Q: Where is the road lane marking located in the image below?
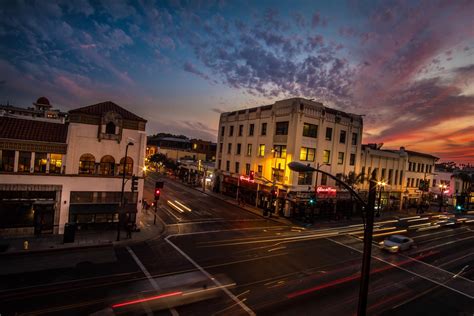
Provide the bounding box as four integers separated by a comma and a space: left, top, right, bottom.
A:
126, 246, 179, 316
326, 237, 474, 299
412, 235, 474, 254
165, 236, 256, 316
268, 246, 286, 252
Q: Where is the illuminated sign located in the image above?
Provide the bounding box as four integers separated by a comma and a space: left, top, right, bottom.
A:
239, 175, 255, 183
316, 186, 337, 197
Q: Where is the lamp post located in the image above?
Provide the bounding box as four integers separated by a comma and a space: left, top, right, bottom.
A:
438, 183, 447, 212
315, 162, 330, 189
117, 141, 134, 242
376, 180, 386, 217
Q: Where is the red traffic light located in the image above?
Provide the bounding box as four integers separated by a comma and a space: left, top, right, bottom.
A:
155, 189, 160, 195
249, 170, 255, 180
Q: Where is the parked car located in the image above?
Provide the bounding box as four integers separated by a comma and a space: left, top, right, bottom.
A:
383, 235, 414, 253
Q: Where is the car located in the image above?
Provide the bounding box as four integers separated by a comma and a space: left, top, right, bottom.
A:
382, 235, 414, 253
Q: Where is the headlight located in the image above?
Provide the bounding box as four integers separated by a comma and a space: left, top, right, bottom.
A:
391, 245, 399, 249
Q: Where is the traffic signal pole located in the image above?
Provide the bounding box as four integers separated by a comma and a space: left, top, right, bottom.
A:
357, 170, 377, 316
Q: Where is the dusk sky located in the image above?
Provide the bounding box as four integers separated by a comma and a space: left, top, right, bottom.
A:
0, 0, 473, 163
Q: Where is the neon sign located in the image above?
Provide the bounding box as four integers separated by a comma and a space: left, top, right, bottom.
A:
239, 175, 255, 183
316, 186, 336, 197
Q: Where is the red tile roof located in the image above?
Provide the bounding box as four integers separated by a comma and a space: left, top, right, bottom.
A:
0, 117, 68, 143
69, 101, 146, 122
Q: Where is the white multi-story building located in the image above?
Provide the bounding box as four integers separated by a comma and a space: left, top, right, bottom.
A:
0, 98, 147, 236
215, 97, 363, 215
359, 145, 438, 210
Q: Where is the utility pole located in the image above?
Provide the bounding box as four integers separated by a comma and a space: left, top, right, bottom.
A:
357, 170, 377, 316
117, 141, 133, 242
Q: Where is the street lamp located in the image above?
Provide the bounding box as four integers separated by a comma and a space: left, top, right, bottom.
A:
438, 183, 447, 212
376, 180, 386, 216
117, 141, 134, 241
315, 162, 330, 188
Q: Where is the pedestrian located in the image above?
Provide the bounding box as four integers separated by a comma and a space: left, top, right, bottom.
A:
126, 221, 132, 239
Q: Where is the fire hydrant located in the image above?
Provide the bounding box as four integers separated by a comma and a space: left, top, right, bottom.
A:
23, 240, 29, 250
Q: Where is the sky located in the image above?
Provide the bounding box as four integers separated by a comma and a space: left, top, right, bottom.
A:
0, 0, 473, 164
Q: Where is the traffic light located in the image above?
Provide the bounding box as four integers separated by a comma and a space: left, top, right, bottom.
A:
131, 176, 138, 192
154, 188, 161, 200
309, 194, 316, 205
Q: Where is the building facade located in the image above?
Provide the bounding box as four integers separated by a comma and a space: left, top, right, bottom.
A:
359, 145, 438, 210
215, 97, 363, 216
0, 98, 147, 236
146, 137, 213, 162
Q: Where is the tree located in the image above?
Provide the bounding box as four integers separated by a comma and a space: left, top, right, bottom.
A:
343, 171, 365, 189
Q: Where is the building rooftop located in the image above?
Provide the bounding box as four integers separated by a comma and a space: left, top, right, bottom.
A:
0, 116, 68, 143
69, 101, 147, 122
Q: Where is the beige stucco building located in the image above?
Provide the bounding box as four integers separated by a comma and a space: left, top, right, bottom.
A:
0, 98, 147, 236
215, 97, 363, 215
359, 144, 438, 210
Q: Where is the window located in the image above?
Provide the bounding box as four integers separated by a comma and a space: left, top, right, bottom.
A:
352, 133, 358, 145
227, 143, 232, 154
339, 130, 346, 144
245, 163, 251, 175
119, 157, 133, 176
350, 153, 355, 166
261, 123, 267, 136
407, 178, 411, 187
237, 143, 241, 155
258, 165, 263, 174
388, 169, 393, 184
100, 155, 115, 176
105, 122, 116, 134
235, 162, 240, 174
18, 151, 31, 173
433, 179, 437, 187
272, 169, 285, 182
273, 145, 287, 158
417, 163, 421, 172
221, 126, 225, 137
275, 121, 289, 135
326, 127, 332, 140
300, 147, 315, 161
416, 178, 419, 187
411, 178, 414, 187
367, 167, 372, 179
321, 173, 328, 185
238, 125, 243, 136
408, 162, 412, 171
34, 152, 47, 173
249, 124, 254, 136
323, 150, 331, 164
218, 159, 221, 169
219, 143, 223, 153
79, 153, 96, 174
49, 154, 62, 174
298, 172, 313, 185
303, 123, 317, 138
258, 144, 265, 157
0, 150, 15, 172
338, 152, 344, 164
247, 144, 252, 156
381, 168, 386, 180
226, 160, 230, 172
229, 126, 234, 136
395, 170, 399, 185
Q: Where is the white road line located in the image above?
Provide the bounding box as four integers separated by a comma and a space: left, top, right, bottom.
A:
413, 235, 474, 254
126, 246, 179, 316
326, 237, 474, 299
165, 235, 256, 316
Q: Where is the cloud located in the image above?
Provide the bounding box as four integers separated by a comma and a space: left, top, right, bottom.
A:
183, 61, 210, 80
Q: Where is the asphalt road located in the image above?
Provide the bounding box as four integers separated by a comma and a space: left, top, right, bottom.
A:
1, 173, 473, 316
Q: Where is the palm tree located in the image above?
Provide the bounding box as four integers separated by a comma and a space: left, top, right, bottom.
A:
342, 171, 365, 189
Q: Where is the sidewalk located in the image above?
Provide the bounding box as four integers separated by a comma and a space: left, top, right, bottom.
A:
0, 209, 165, 255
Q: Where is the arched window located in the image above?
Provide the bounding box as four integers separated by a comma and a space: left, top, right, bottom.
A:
119, 157, 133, 176
79, 154, 96, 174
100, 155, 115, 176
106, 122, 116, 134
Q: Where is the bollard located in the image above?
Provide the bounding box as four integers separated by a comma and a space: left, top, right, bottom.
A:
23, 240, 29, 250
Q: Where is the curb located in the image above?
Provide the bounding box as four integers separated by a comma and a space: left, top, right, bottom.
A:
0, 242, 113, 257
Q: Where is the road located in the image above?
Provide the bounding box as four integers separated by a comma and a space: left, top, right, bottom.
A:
0, 173, 473, 315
